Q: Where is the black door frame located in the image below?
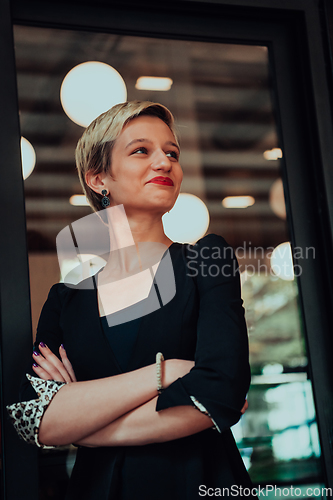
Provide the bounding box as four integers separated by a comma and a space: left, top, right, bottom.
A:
1, 0, 332, 497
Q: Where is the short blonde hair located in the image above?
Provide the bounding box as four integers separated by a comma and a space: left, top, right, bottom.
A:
75, 100, 179, 212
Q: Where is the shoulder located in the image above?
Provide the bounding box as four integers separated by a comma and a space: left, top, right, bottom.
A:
47, 271, 99, 302
185, 233, 235, 263
42, 281, 81, 312
197, 233, 227, 246
184, 234, 240, 293
38, 279, 92, 325
47, 282, 73, 302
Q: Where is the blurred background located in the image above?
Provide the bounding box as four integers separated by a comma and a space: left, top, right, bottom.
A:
13, 25, 323, 498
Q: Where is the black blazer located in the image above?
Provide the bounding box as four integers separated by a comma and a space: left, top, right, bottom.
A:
21, 233, 255, 500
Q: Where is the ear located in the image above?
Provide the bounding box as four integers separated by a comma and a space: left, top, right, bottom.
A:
85, 171, 109, 195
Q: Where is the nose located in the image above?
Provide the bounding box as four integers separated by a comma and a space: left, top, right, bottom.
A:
151, 148, 172, 171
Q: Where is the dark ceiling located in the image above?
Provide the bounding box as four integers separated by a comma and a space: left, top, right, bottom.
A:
13, 24, 287, 252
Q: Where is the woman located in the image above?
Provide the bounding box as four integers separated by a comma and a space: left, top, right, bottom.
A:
8, 101, 255, 499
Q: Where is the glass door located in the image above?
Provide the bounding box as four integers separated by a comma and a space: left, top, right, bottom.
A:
1, 1, 333, 498
12, 24, 324, 497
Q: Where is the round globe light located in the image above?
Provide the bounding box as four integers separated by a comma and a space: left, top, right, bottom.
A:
60, 61, 127, 127
69, 194, 90, 207
269, 178, 286, 220
262, 363, 284, 376
270, 242, 294, 281
21, 137, 36, 180
162, 193, 210, 244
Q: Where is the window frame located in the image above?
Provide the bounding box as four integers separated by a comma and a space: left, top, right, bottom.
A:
0, 0, 332, 496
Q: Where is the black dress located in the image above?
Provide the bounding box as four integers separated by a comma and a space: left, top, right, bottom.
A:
100, 315, 142, 373
19, 234, 257, 500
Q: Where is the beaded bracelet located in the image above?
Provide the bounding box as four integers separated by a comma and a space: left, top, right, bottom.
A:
156, 352, 164, 394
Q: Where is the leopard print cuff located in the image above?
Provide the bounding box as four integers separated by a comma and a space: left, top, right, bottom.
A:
6, 374, 66, 449
189, 395, 221, 432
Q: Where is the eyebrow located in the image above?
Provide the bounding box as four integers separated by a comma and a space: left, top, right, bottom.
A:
125, 138, 180, 152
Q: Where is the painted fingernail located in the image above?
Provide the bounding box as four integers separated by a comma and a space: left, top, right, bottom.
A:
32, 363, 39, 368
60, 344, 65, 350
33, 351, 40, 356
39, 342, 47, 348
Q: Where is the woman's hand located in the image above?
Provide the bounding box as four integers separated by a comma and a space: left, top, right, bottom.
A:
241, 399, 248, 414
32, 343, 77, 383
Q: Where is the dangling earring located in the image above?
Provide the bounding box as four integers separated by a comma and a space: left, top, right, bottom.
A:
101, 189, 110, 208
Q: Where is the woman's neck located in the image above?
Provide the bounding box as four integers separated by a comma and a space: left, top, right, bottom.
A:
100, 204, 173, 278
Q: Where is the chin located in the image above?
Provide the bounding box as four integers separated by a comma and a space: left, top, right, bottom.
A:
147, 197, 176, 212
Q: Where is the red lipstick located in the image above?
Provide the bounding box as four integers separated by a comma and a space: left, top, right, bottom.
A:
147, 176, 174, 186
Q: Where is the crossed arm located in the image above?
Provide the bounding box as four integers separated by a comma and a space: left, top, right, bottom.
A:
33, 344, 216, 448
33, 343, 248, 448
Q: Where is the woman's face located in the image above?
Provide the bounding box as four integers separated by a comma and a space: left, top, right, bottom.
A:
101, 115, 183, 216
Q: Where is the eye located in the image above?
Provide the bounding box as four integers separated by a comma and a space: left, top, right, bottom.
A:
132, 147, 148, 155
166, 150, 179, 161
